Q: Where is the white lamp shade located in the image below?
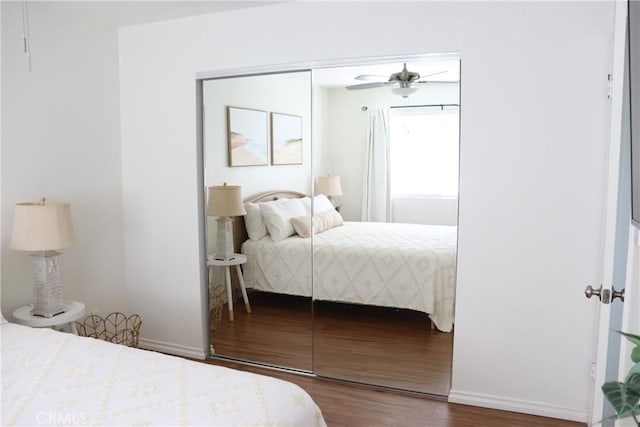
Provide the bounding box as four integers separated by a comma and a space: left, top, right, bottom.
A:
10, 201, 76, 251
390, 86, 420, 98
316, 176, 343, 197
206, 184, 246, 217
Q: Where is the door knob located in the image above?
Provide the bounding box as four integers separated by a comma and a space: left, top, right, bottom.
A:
585, 284, 611, 304
611, 287, 625, 302
585, 284, 602, 299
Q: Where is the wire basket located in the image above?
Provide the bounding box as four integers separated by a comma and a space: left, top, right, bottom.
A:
75, 312, 142, 348
209, 285, 225, 331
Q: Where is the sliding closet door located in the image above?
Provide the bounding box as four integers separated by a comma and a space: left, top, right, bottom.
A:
202, 71, 314, 371
311, 59, 460, 395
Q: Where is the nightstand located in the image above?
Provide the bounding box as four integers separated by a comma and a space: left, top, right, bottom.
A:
207, 254, 251, 321
13, 300, 85, 334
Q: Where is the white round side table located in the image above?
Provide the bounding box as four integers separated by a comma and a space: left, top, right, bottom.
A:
207, 253, 251, 322
13, 300, 86, 334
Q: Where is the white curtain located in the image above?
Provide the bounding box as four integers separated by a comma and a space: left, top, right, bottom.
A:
361, 106, 391, 222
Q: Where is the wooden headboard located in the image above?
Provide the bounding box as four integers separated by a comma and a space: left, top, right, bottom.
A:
232, 190, 307, 252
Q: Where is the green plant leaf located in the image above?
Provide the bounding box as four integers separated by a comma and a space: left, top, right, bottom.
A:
618, 331, 640, 347
632, 346, 640, 364
627, 372, 640, 392
602, 379, 640, 418
627, 363, 640, 381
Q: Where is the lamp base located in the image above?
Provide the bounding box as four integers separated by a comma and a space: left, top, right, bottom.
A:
30, 251, 67, 318
215, 217, 235, 261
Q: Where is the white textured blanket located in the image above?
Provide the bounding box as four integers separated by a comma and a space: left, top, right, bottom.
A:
242, 221, 457, 332
1, 322, 326, 426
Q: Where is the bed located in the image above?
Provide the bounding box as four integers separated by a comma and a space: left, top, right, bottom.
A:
235, 191, 457, 332
1, 318, 326, 426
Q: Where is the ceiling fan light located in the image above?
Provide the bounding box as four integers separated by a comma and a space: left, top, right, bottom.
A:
390, 86, 419, 98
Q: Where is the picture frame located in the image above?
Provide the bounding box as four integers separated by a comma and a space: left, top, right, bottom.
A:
271, 112, 303, 165
227, 106, 269, 167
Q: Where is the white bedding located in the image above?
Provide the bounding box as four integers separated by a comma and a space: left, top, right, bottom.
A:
242, 221, 457, 332
1, 322, 326, 426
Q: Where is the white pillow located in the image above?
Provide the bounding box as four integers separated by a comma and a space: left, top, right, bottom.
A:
244, 202, 268, 240
313, 194, 334, 214
291, 209, 344, 238
299, 196, 312, 214
294, 195, 333, 214
260, 198, 307, 242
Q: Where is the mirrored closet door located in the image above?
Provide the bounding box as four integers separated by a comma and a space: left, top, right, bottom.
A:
202, 56, 460, 396
202, 71, 314, 371
310, 60, 460, 395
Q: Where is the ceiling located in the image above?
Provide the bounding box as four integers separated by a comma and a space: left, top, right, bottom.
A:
30, 1, 285, 28
23, 2, 459, 89
313, 59, 460, 88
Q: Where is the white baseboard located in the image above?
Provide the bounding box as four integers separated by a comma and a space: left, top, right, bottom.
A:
138, 337, 206, 360
448, 389, 588, 423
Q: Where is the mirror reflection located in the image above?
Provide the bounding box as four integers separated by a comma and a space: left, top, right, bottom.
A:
203, 71, 313, 371
311, 60, 459, 393
202, 57, 460, 395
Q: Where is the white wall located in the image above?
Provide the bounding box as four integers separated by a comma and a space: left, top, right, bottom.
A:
203, 73, 312, 196
392, 197, 458, 226
1, 3, 127, 318
202, 72, 312, 251
117, 1, 613, 422
1, 2, 3, 308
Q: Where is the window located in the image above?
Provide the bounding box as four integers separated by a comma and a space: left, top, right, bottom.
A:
389, 106, 459, 197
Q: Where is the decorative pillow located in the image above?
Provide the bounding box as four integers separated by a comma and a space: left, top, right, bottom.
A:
244, 202, 268, 241
300, 194, 334, 214
260, 198, 307, 242
291, 208, 344, 238
299, 196, 312, 214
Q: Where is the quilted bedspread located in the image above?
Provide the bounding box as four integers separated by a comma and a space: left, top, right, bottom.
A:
242, 221, 457, 332
1, 322, 326, 426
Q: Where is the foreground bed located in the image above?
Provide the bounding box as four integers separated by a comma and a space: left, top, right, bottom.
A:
1, 320, 326, 426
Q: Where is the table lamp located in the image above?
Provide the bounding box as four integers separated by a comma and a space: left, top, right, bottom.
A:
206, 183, 246, 261
10, 199, 76, 317
316, 175, 343, 207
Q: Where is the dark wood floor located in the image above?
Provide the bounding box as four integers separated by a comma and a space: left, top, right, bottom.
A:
210, 292, 313, 370
205, 359, 586, 427
208, 292, 585, 426
314, 301, 452, 394
211, 291, 452, 394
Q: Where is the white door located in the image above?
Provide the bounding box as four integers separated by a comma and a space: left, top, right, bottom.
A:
615, 233, 640, 427
590, 1, 640, 426
593, 228, 640, 426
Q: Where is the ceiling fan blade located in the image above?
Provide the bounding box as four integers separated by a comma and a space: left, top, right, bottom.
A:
426, 81, 459, 84
421, 70, 448, 79
345, 82, 391, 90
354, 74, 388, 82
414, 78, 459, 84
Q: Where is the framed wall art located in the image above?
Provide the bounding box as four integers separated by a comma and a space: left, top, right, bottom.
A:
227, 106, 269, 167
271, 112, 303, 165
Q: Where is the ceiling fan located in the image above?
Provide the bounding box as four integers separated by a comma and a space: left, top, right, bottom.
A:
346, 63, 448, 98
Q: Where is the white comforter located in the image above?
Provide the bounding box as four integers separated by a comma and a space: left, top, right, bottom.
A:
242, 221, 457, 332
1, 322, 326, 426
